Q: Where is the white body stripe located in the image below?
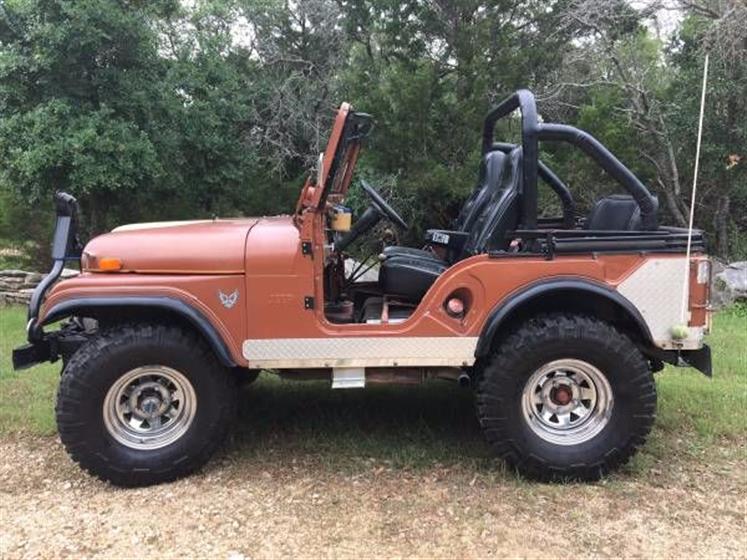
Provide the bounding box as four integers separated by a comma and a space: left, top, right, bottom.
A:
617, 256, 704, 349
243, 337, 479, 369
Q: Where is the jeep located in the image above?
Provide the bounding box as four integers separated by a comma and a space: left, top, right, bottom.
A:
13, 90, 712, 486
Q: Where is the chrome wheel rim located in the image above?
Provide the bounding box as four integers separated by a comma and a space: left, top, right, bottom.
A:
521, 359, 613, 446
103, 366, 197, 450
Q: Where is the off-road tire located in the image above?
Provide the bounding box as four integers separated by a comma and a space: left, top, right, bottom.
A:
476, 313, 656, 481
56, 323, 237, 487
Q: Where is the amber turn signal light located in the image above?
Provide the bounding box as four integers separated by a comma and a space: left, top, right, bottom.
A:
98, 257, 123, 272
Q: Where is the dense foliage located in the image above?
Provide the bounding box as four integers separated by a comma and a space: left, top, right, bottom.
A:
0, 0, 744, 265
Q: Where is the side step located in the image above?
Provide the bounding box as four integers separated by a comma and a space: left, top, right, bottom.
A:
331, 366, 467, 388
331, 367, 366, 389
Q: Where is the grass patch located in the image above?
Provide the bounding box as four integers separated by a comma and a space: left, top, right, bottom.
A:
0, 304, 744, 472
658, 307, 746, 438
0, 308, 60, 434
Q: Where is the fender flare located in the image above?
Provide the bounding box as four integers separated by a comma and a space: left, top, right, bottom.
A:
41, 296, 237, 367
475, 279, 653, 357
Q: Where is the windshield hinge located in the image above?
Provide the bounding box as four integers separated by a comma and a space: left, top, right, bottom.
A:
301, 241, 313, 257
304, 296, 315, 310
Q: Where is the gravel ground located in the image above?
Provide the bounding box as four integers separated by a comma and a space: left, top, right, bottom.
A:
1, 436, 745, 559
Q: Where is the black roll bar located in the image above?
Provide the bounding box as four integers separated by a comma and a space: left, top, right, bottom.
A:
482, 89, 658, 230
483, 90, 539, 229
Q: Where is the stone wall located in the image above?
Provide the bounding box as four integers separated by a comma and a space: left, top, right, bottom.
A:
0, 269, 79, 306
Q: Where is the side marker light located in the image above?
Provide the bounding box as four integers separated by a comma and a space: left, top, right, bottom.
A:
98, 257, 123, 272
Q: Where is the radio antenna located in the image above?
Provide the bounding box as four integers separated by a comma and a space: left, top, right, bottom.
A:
679, 53, 709, 327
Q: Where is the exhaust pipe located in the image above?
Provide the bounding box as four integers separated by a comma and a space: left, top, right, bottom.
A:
458, 372, 471, 388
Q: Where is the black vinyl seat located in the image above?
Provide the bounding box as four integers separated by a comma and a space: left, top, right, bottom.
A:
382, 150, 507, 262
585, 194, 656, 231
379, 257, 450, 301
380, 148, 523, 301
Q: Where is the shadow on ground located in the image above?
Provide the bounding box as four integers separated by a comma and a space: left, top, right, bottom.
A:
228, 374, 495, 471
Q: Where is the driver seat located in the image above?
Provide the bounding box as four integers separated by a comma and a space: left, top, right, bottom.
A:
379, 147, 523, 301
382, 150, 508, 262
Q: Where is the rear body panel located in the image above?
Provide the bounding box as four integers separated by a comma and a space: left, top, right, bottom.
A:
241, 210, 707, 366
241, 248, 706, 368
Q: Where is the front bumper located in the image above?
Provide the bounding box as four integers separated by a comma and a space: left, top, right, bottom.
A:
12, 339, 55, 371
12, 325, 90, 371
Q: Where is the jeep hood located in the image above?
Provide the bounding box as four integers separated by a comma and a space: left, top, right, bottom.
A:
83, 218, 263, 273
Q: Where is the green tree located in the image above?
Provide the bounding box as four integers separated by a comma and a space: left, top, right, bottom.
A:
0, 0, 301, 247
336, 0, 575, 242
0, 0, 174, 233
0, 0, 744, 266
667, 7, 747, 258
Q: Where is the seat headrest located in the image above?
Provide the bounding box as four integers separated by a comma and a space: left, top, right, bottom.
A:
482, 150, 506, 189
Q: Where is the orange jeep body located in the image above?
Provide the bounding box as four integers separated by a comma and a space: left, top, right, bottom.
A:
41, 240, 709, 369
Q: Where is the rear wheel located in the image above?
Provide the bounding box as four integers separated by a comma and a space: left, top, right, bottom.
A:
56, 323, 237, 487
476, 313, 656, 481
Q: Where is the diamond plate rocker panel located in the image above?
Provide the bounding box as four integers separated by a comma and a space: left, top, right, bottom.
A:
243, 337, 479, 369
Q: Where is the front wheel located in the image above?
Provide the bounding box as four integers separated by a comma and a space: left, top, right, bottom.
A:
476, 313, 656, 481
56, 323, 237, 487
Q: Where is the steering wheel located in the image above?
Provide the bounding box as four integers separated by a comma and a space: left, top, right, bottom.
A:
360, 179, 408, 230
